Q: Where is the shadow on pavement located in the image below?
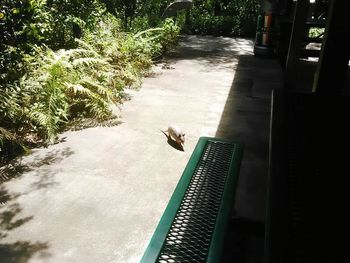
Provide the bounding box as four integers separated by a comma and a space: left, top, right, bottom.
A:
0, 185, 51, 262
0, 147, 73, 185
215, 54, 283, 263
0, 147, 75, 262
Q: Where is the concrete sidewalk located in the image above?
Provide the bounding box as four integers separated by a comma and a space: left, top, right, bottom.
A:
0, 35, 283, 262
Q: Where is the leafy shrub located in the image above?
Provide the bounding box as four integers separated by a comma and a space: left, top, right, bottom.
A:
83, 13, 153, 88
0, 0, 105, 87
188, 10, 237, 35
1, 1, 181, 163
133, 18, 181, 57
187, 0, 259, 36
101, 0, 173, 30
309, 27, 325, 38
1, 12, 181, 163
0, 0, 42, 85
16, 41, 124, 143
0, 126, 24, 165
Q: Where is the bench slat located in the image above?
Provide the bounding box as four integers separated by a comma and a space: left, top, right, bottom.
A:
141, 137, 243, 263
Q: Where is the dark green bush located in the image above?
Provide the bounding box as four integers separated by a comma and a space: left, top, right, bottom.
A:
187, 0, 259, 36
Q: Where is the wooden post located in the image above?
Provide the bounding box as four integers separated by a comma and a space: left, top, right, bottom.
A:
312, 0, 350, 94
285, 0, 310, 90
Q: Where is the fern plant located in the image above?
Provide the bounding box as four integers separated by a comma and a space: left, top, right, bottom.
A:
0, 127, 16, 148
20, 42, 122, 142
0, 126, 18, 164
1, 11, 182, 163
0, 85, 27, 162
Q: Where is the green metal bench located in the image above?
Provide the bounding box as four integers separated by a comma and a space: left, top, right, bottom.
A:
141, 137, 243, 263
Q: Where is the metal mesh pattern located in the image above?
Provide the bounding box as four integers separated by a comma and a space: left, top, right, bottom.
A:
157, 140, 235, 262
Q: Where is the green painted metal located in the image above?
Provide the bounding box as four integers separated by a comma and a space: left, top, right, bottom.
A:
206, 139, 243, 262
140, 137, 243, 263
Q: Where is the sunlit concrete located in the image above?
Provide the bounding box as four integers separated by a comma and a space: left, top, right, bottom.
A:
0, 35, 283, 262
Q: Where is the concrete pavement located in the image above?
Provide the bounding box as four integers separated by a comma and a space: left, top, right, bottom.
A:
0, 35, 283, 262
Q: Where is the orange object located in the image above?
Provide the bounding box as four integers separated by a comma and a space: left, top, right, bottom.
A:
264, 14, 272, 28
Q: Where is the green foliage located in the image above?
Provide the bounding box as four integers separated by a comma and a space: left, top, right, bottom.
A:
0, 0, 103, 50
0, 127, 16, 150
16, 41, 124, 143
187, 0, 259, 36
83, 13, 153, 88
0, 126, 25, 165
0, 0, 105, 87
0, 0, 40, 45
42, 0, 106, 48
309, 27, 325, 38
1, 3, 181, 163
101, 0, 172, 30
188, 9, 236, 35
0, 0, 41, 85
1, 0, 260, 164
0, 83, 30, 163
133, 18, 181, 57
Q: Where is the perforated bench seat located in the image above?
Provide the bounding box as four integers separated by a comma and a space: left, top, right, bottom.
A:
141, 137, 243, 263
